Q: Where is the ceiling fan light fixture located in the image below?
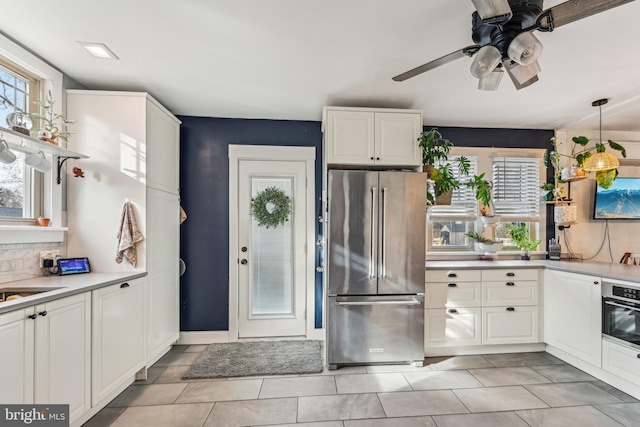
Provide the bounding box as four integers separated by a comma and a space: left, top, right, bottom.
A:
470, 45, 502, 79
504, 60, 541, 84
507, 32, 543, 66
478, 67, 504, 91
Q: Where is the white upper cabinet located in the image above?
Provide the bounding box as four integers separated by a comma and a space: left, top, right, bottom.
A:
323, 107, 422, 167
147, 101, 180, 193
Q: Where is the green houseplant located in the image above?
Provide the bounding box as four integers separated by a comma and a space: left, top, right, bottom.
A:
428, 156, 471, 205
507, 223, 540, 260
418, 128, 453, 175
571, 136, 626, 189
30, 90, 75, 145
467, 173, 496, 218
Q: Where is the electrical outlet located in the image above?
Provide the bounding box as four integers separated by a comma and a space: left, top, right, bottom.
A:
40, 250, 60, 268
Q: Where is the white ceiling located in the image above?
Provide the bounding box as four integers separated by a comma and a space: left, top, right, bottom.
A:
2, 0, 640, 131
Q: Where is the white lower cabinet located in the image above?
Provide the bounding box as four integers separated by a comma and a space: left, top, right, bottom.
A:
425, 307, 481, 347
92, 278, 146, 405
0, 294, 91, 423
544, 269, 601, 367
602, 339, 640, 386
482, 306, 539, 345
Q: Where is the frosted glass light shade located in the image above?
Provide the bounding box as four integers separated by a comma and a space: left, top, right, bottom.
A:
470, 46, 502, 79
507, 60, 541, 84
508, 32, 543, 66
582, 151, 619, 171
478, 68, 504, 91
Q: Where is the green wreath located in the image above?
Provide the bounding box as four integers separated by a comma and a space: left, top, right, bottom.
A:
250, 186, 292, 228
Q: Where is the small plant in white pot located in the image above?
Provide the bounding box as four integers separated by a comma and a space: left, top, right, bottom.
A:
507, 223, 540, 260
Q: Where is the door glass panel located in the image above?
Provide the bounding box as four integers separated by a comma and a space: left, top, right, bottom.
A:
250, 176, 294, 316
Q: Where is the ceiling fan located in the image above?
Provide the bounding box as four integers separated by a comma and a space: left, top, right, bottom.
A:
392, 0, 635, 91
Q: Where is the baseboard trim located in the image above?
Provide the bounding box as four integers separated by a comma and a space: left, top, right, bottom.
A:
177, 331, 230, 345
424, 343, 546, 357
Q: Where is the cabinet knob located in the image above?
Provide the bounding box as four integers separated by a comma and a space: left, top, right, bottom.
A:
506, 307, 515, 312
38, 311, 47, 317
370, 157, 374, 160
120, 282, 130, 288
447, 273, 457, 278
506, 282, 515, 286
637, 354, 640, 359
448, 308, 458, 314
594, 281, 600, 285
376, 157, 380, 160
448, 283, 457, 288
506, 272, 515, 277
27, 314, 37, 320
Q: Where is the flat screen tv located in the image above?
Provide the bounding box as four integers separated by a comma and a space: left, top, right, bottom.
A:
593, 177, 640, 220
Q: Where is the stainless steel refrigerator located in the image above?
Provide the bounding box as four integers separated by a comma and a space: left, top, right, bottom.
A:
327, 170, 426, 369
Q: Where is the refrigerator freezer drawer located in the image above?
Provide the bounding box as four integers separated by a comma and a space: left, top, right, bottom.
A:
328, 295, 424, 366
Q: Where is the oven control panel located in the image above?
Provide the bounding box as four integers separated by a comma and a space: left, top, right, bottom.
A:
613, 286, 640, 301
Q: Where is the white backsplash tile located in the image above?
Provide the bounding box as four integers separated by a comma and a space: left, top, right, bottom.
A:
0, 236, 67, 284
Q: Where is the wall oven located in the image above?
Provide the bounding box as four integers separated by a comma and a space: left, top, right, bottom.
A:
602, 281, 640, 350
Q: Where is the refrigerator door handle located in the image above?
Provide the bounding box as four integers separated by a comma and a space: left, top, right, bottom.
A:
370, 186, 377, 279
336, 300, 423, 306
380, 187, 387, 278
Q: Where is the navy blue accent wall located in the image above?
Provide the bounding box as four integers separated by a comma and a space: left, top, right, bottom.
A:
179, 116, 323, 331
179, 118, 554, 332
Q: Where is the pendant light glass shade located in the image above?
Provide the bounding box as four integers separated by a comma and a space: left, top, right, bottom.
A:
508, 32, 543, 66
470, 46, 502, 79
582, 151, 619, 172
478, 67, 504, 91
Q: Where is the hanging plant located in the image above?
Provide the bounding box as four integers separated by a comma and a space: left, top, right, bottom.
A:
250, 186, 292, 228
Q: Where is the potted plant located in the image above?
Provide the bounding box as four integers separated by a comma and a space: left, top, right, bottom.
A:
467, 173, 497, 222
465, 230, 503, 254
540, 183, 555, 202
507, 223, 540, 260
30, 90, 75, 145
418, 128, 454, 176
428, 156, 471, 205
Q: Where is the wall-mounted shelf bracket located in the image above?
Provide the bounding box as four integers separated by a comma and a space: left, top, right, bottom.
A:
57, 156, 80, 184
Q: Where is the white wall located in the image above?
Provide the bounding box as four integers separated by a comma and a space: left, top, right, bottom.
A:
554, 129, 640, 263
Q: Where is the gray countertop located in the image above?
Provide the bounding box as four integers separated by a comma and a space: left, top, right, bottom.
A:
426, 260, 640, 283
0, 272, 147, 314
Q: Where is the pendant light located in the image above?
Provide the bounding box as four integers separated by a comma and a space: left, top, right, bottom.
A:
582, 98, 619, 172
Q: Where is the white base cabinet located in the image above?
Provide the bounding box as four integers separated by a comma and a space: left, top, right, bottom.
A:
426, 307, 481, 347
482, 306, 539, 345
0, 294, 91, 424
544, 269, 602, 367
92, 278, 146, 405
602, 339, 640, 387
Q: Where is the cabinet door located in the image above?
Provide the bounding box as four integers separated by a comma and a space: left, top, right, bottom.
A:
602, 339, 640, 387
544, 270, 601, 366
325, 110, 375, 165
426, 282, 482, 308
483, 306, 539, 345
425, 307, 481, 347
0, 308, 34, 404
93, 279, 146, 405
374, 112, 421, 167
147, 100, 180, 194
147, 188, 180, 364
482, 281, 538, 306
35, 293, 91, 423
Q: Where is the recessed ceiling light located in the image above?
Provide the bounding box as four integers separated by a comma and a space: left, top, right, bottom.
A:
77, 42, 119, 59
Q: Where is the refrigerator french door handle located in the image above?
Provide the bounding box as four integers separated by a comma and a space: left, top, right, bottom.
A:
370, 187, 377, 279
336, 300, 423, 306
381, 187, 387, 278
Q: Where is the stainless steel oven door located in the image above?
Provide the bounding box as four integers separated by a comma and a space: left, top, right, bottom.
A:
602, 297, 640, 350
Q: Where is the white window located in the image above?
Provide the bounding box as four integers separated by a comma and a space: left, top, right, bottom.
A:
426, 148, 545, 255
427, 155, 478, 251
0, 61, 43, 222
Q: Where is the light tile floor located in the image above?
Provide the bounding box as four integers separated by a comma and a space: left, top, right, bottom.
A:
83, 347, 640, 427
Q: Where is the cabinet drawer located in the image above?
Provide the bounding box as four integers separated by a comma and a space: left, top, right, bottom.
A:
425, 307, 481, 347
428, 269, 481, 283
482, 281, 538, 306
482, 306, 539, 345
482, 268, 539, 282
602, 339, 640, 386
426, 282, 481, 308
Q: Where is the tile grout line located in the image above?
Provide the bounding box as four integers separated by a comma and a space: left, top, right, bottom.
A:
590, 403, 629, 426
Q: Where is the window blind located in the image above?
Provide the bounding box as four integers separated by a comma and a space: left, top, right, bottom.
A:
492, 157, 541, 221
429, 156, 478, 220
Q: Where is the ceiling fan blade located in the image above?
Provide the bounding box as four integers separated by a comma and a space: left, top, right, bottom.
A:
471, 0, 513, 24
539, 0, 635, 29
392, 46, 479, 82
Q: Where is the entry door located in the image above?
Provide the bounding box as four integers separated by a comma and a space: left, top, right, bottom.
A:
237, 159, 307, 337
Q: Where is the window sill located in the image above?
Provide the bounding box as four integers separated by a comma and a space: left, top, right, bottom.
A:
426, 250, 548, 261
0, 225, 67, 244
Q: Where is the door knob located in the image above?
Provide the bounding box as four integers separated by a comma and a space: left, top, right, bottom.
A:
241, 246, 248, 252
240, 259, 248, 265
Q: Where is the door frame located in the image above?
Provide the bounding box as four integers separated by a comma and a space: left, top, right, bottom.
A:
228, 145, 316, 341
